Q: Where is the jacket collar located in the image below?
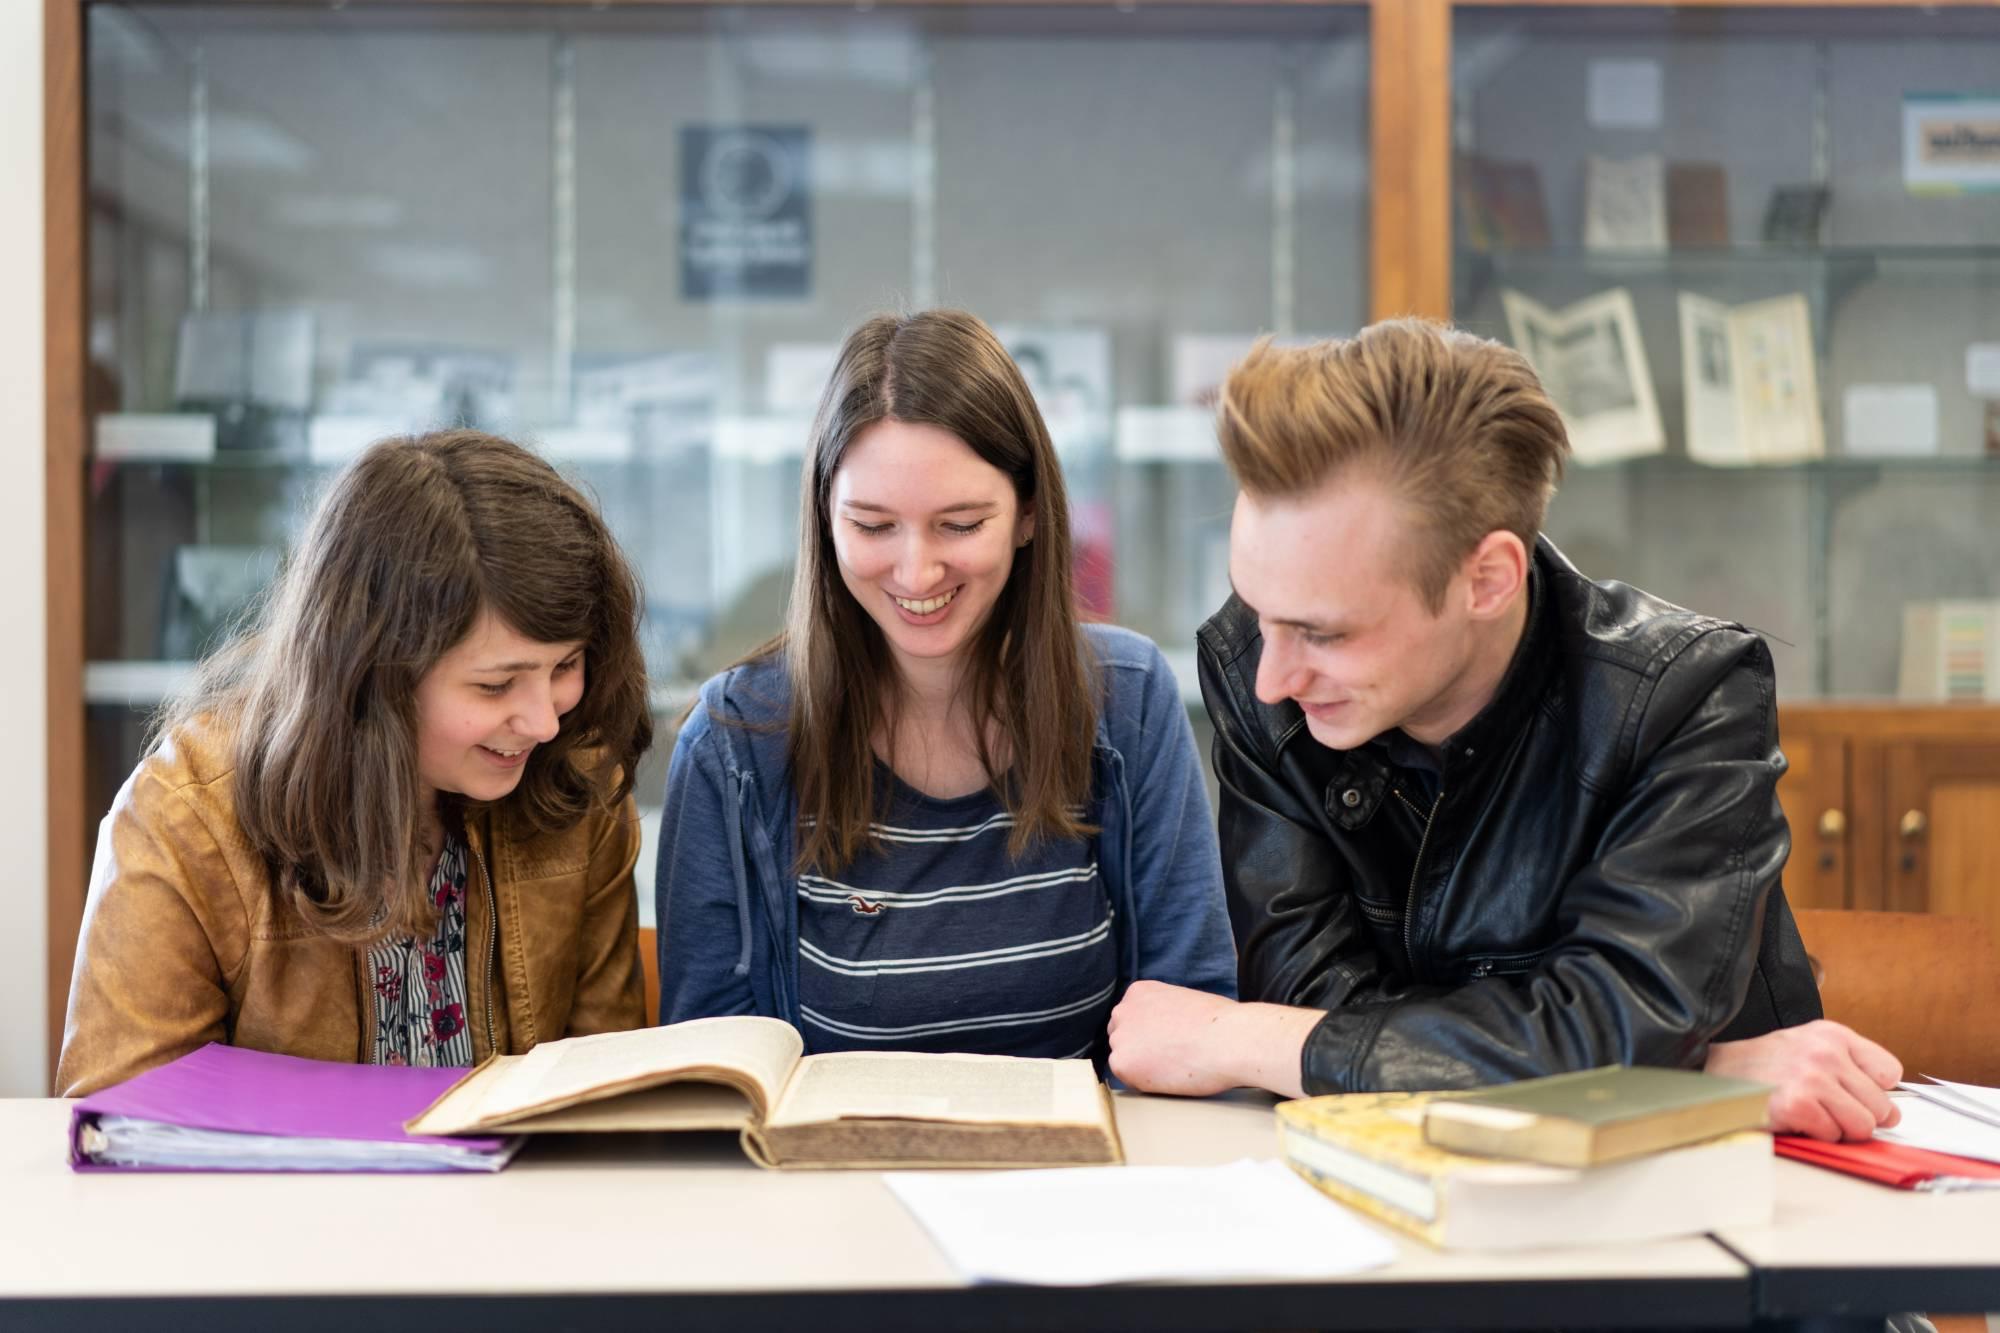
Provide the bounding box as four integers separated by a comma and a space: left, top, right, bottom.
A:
1323, 539, 1560, 828
1426, 540, 1558, 777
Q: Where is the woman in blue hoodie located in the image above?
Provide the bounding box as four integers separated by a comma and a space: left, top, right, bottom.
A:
655, 309, 1235, 1058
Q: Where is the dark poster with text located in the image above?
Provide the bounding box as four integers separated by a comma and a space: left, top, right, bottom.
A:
680, 126, 812, 301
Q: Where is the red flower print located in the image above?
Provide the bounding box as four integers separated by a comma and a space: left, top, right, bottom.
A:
423, 952, 447, 983
432, 1004, 465, 1041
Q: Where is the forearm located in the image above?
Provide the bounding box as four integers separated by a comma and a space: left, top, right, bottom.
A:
1107, 982, 1326, 1098
1220, 1002, 1325, 1098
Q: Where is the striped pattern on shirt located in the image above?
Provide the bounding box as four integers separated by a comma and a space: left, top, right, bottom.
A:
795, 780, 1112, 1060
367, 834, 473, 1068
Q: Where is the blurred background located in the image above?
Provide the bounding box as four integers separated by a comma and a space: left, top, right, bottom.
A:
12, 1, 2000, 1091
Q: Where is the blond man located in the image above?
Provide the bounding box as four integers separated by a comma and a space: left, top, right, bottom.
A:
1110, 319, 1901, 1140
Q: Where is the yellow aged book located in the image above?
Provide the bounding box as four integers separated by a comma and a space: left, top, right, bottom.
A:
406, 1016, 1121, 1169
1421, 1065, 1772, 1168
1276, 1092, 1770, 1251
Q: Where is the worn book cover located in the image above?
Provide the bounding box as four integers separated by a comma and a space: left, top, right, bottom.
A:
1457, 155, 1552, 250
405, 1015, 1122, 1170
1583, 152, 1668, 251
1277, 1091, 1770, 1251
1667, 161, 1731, 246
1421, 1065, 1771, 1167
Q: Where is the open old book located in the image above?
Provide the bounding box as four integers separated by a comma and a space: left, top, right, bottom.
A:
404, 1016, 1123, 1169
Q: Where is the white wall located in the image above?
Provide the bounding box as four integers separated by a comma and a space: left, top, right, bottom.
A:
1, 0, 50, 1096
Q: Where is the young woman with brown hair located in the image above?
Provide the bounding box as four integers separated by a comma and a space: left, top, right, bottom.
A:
57, 430, 654, 1095
655, 310, 1234, 1059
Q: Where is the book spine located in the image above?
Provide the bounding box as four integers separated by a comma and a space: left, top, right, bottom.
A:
739, 1125, 780, 1170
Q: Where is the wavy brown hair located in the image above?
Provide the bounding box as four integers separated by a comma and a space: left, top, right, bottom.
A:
779, 309, 1098, 874
160, 429, 653, 942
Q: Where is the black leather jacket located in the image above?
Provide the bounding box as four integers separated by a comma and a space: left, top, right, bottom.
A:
1196, 539, 1822, 1094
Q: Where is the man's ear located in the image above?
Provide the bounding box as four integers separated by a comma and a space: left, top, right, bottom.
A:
1463, 530, 1528, 621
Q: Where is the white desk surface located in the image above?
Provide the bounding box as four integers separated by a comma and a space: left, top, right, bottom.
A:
1712, 1158, 2000, 1317
0, 1092, 1746, 1312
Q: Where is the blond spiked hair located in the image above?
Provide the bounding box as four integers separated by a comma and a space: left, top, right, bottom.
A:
1217, 317, 1570, 611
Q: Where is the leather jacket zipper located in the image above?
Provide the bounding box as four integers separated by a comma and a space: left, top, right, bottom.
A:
1392, 786, 1444, 974
1355, 897, 1403, 925
470, 841, 499, 1056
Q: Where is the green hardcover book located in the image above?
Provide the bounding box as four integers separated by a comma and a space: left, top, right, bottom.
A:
1420, 1066, 1772, 1168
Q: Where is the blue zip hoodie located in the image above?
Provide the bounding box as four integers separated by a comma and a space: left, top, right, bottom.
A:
654, 623, 1237, 1036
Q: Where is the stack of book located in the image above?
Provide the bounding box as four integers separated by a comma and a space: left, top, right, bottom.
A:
1276, 1066, 1775, 1250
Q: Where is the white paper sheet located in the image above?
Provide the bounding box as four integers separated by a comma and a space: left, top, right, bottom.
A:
1900, 1078, 2000, 1131
1877, 1092, 2000, 1166
886, 1158, 1398, 1286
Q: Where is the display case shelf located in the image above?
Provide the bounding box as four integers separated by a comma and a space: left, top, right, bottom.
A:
84, 659, 702, 718
1452, 3, 2000, 705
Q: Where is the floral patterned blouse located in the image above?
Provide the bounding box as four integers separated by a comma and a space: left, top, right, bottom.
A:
368, 833, 474, 1068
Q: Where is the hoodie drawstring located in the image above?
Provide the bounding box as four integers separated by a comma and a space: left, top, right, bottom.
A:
723, 770, 754, 980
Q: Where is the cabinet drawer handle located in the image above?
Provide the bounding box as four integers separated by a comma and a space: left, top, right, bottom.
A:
1817, 809, 1845, 839
1899, 810, 1928, 840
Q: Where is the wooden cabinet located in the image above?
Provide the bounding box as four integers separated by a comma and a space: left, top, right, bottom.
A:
1773, 728, 1851, 914
1883, 741, 2000, 927
1779, 706, 2000, 946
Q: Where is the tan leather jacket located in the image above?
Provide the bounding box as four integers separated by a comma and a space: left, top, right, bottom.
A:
56, 722, 646, 1096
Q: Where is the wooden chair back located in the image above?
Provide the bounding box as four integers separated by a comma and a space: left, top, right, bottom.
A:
1792, 909, 2000, 1087
638, 925, 660, 1027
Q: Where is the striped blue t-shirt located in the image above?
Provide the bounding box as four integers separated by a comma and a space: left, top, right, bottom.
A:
795, 774, 1113, 1061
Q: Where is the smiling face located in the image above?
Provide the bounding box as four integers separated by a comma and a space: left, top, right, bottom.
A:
828, 418, 1034, 683
412, 609, 587, 805
1229, 473, 1488, 752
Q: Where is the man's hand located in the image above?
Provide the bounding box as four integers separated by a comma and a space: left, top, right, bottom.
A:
1704, 1020, 1902, 1141
1106, 980, 1324, 1098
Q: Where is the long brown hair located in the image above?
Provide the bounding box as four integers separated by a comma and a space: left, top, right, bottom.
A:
782, 309, 1098, 874
160, 429, 654, 942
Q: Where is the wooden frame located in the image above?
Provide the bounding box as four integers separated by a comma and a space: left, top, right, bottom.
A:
45, 0, 86, 1088
39, 0, 2000, 1085
1368, 0, 1452, 320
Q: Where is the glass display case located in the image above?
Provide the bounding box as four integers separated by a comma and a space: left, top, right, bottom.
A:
52, 1, 2000, 1038
1450, 5, 2000, 704
80, 3, 1372, 864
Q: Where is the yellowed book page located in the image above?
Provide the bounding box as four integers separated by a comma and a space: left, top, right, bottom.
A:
496, 1083, 757, 1133
469, 1016, 802, 1124
766, 1051, 1104, 1130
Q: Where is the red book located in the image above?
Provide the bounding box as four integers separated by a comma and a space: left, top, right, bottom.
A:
1775, 1134, 2000, 1192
